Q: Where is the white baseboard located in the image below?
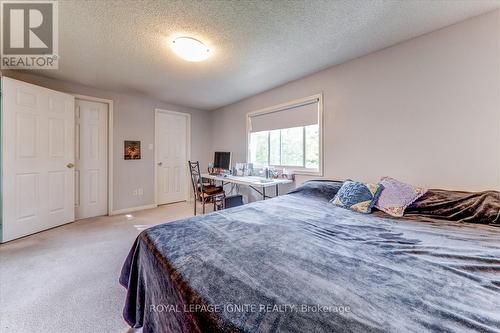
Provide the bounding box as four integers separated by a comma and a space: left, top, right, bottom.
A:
110, 204, 158, 216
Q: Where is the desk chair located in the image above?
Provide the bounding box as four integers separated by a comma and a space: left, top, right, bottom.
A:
188, 161, 225, 215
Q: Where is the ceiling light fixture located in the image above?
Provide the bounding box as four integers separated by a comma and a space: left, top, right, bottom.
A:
171, 37, 210, 62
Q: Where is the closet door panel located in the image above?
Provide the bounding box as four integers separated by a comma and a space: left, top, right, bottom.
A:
2, 77, 75, 242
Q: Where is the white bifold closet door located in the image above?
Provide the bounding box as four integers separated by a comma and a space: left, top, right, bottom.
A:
74, 99, 108, 219
2, 77, 75, 242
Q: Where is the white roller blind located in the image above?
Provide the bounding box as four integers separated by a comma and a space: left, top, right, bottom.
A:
249, 99, 319, 132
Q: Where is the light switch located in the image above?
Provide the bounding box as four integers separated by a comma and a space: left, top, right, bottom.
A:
148, 143, 153, 150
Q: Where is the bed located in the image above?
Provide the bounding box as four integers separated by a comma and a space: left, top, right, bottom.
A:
120, 181, 500, 333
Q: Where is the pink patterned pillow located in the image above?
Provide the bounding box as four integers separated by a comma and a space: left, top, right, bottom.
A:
375, 177, 427, 217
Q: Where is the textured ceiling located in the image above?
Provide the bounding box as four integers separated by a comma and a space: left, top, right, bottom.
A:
33, 0, 500, 110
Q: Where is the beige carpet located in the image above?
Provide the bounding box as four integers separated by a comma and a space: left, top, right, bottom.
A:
0, 202, 205, 333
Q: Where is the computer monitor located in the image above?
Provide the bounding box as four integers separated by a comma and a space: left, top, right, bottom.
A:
214, 151, 231, 170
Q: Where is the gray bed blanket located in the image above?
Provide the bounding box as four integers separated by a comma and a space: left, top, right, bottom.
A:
120, 181, 500, 333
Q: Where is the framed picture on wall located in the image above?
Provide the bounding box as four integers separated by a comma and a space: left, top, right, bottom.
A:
124, 140, 141, 160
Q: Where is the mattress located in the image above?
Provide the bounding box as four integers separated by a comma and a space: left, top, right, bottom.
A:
120, 181, 500, 333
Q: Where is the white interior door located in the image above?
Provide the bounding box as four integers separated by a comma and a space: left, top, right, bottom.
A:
2, 77, 75, 242
75, 99, 108, 219
156, 111, 188, 205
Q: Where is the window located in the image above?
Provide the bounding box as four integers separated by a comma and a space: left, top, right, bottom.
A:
247, 95, 322, 174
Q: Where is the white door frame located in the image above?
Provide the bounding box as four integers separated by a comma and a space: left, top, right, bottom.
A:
73, 94, 114, 215
154, 108, 191, 205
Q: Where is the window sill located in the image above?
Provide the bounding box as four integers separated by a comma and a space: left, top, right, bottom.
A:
252, 165, 321, 175
291, 169, 323, 177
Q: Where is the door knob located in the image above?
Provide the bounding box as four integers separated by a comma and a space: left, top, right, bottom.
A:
158, 162, 163, 166
66, 163, 75, 168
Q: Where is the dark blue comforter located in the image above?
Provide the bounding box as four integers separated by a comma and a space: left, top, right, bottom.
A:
120, 181, 500, 333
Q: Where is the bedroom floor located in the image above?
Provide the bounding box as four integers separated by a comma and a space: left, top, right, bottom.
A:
0, 201, 210, 333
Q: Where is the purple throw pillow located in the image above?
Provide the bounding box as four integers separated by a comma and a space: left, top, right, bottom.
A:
375, 177, 427, 217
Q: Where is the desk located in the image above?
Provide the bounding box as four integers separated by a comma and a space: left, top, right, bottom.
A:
201, 174, 293, 200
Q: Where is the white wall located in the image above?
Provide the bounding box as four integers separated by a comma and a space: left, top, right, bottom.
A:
210, 10, 500, 194
2, 71, 212, 212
